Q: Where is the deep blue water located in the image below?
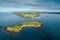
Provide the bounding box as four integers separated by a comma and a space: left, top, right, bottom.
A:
0, 12, 60, 40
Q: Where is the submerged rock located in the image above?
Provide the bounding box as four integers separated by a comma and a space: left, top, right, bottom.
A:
0, 26, 2, 28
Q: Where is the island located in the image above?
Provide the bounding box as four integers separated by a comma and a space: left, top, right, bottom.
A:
5, 26, 23, 33
14, 12, 40, 18
5, 22, 42, 33
20, 22, 42, 27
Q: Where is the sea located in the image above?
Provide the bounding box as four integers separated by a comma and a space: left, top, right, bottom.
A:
0, 12, 60, 40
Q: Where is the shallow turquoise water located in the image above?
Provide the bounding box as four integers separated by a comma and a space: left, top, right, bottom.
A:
0, 12, 60, 40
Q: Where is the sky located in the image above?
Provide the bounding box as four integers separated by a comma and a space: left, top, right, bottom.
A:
0, 0, 60, 12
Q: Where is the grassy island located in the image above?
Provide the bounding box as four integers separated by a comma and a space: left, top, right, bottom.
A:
5, 22, 42, 33
14, 12, 40, 18
5, 26, 23, 33
21, 22, 42, 27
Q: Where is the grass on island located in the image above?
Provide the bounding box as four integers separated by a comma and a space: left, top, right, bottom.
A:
21, 22, 42, 27
6, 26, 23, 32
14, 12, 40, 18
5, 22, 42, 33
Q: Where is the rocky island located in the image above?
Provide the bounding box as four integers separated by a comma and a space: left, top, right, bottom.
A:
14, 12, 40, 18
5, 22, 42, 33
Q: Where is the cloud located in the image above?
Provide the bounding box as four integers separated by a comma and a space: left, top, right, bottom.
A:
0, 0, 60, 12
0, 7, 60, 12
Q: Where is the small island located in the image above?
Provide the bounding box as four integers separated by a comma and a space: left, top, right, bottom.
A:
5, 22, 42, 33
14, 12, 40, 18
20, 22, 42, 27
5, 26, 23, 33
